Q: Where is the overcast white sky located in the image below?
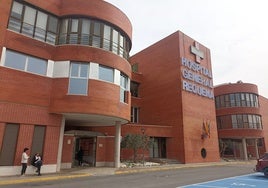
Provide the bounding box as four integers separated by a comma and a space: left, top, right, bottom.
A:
105, 0, 268, 98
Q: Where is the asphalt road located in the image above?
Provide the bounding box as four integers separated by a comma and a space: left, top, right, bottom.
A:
0, 163, 256, 188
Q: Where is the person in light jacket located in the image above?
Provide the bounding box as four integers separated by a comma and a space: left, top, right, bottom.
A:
21, 147, 30, 176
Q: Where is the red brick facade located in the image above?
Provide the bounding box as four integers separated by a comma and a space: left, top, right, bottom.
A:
0, 0, 267, 177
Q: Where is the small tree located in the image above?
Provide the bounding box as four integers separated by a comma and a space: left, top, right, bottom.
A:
121, 133, 152, 163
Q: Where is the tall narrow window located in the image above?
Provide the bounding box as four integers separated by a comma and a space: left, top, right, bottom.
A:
130, 81, 139, 97
46, 15, 58, 44
69, 62, 89, 95
0, 124, 19, 166
21, 6, 36, 37
131, 107, 139, 123
120, 73, 128, 103
119, 35, 124, 57
34, 11, 47, 41
69, 19, 79, 44
31, 126, 46, 157
59, 19, 68, 44
112, 30, 119, 54
92, 22, 101, 47
8, 1, 23, 32
103, 25, 111, 50
81, 19, 90, 45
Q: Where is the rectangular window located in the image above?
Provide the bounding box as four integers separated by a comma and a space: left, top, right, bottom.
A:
242, 114, 249, 128
99, 65, 114, 83
69, 62, 89, 95
103, 25, 111, 50
131, 107, 139, 123
5, 50, 26, 70
230, 94, 235, 107
8, 1, 23, 32
245, 93, 251, 106
46, 15, 58, 44
241, 93, 246, 107
119, 35, 124, 57
248, 115, 253, 129
120, 73, 128, 103
236, 114, 243, 128
34, 11, 48, 41
81, 19, 91, 45
130, 81, 139, 97
21, 6, 36, 37
4, 50, 47, 75
59, 19, 68, 44
27, 56, 47, 75
224, 95, 230, 107
69, 19, 79, 44
112, 30, 119, 54
31, 126, 46, 157
92, 22, 101, 47
0, 124, 19, 166
235, 93, 241, 106
8, 1, 58, 45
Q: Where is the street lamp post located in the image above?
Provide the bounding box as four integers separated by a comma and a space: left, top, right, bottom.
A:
141, 128, 146, 165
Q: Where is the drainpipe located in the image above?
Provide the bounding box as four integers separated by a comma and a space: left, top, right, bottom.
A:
114, 121, 121, 168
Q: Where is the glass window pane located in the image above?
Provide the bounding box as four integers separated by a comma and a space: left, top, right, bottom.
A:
36, 11, 47, 29
69, 78, 88, 95
46, 32, 56, 44
99, 66, 114, 83
112, 30, 119, 53
81, 19, 90, 45
22, 6, 36, 36
93, 22, 100, 35
82, 19, 90, 34
71, 63, 79, 77
92, 22, 101, 47
11, 1, 23, 19
47, 16, 58, 33
71, 19, 78, 32
8, 18, 22, 32
80, 64, 89, 78
34, 11, 47, 41
27, 57, 47, 75
120, 74, 127, 88
59, 19, 68, 44
103, 25, 111, 50
23, 6, 36, 24
5, 50, 26, 70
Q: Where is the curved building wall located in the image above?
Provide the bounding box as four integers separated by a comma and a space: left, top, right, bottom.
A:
0, 0, 132, 175
1, 0, 132, 124
214, 82, 266, 160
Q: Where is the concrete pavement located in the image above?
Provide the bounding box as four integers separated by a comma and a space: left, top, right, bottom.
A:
0, 160, 256, 186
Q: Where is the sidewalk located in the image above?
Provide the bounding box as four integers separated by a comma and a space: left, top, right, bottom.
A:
0, 160, 256, 186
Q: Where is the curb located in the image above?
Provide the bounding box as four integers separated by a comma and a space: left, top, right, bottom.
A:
0, 173, 91, 186
115, 161, 256, 175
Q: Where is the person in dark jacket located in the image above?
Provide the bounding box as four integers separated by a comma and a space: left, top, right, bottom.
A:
77, 148, 84, 166
33, 153, 42, 176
